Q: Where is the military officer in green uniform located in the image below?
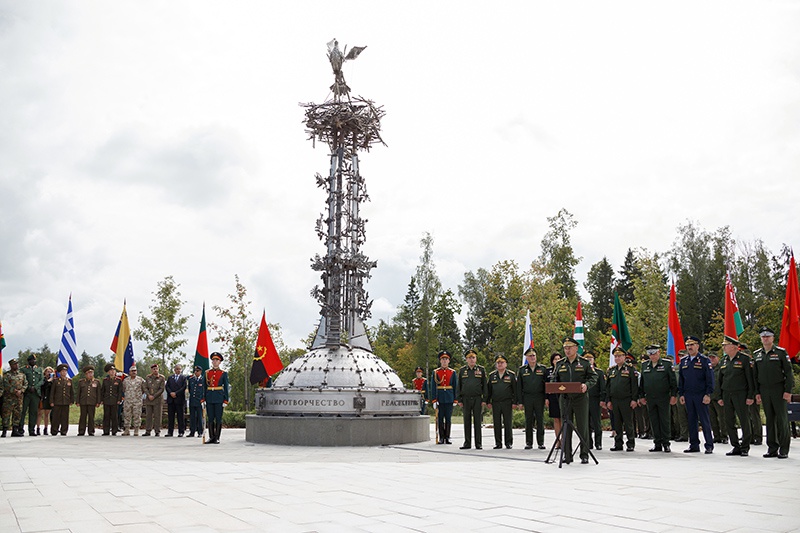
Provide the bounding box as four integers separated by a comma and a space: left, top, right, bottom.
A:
19, 355, 43, 436
708, 352, 727, 444
76, 366, 101, 436
753, 326, 794, 458
671, 350, 690, 441
457, 349, 487, 450
517, 348, 548, 450
606, 347, 639, 451
717, 336, 755, 456
486, 354, 517, 449
740, 342, 763, 445
639, 344, 678, 452
2, 359, 27, 437
50, 364, 73, 435
553, 337, 598, 464
584, 351, 606, 451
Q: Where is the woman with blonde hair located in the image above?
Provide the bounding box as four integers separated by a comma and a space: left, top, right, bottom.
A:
38, 366, 55, 435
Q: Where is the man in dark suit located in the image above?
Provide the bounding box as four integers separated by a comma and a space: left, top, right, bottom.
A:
165, 364, 187, 437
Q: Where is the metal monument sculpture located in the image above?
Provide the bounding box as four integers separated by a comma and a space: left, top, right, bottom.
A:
249, 41, 428, 445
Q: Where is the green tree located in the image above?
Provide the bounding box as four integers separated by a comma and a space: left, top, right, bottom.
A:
371, 319, 406, 369
458, 268, 492, 352
539, 208, 581, 301
433, 289, 463, 357
413, 232, 442, 374
615, 248, 641, 304
585, 256, 616, 335
134, 275, 191, 369
525, 260, 574, 359
394, 277, 421, 342
16, 344, 58, 371
626, 252, 669, 351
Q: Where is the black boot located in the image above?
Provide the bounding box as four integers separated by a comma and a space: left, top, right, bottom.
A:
1, 429, 6, 438
11, 427, 23, 437
43, 428, 48, 435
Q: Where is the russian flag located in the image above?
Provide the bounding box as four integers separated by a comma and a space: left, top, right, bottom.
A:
666, 281, 685, 362
522, 310, 534, 366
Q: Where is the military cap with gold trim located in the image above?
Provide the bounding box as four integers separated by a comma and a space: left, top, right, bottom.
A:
684, 335, 701, 345
437, 350, 451, 360
721, 335, 739, 347
562, 337, 579, 347
494, 354, 508, 363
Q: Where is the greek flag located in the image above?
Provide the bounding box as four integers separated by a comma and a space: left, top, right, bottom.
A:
57, 296, 79, 377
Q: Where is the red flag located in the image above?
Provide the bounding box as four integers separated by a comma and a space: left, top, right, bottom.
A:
250, 311, 284, 384
724, 271, 744, 339
780, 253, 800, 362
667, 281, 686, 362
193, 303, 209, 371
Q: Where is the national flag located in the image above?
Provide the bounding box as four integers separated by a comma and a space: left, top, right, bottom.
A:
522, 309, 534, 365
0, 320, 6, 375
193, 303, 210, 371
724, 271, 744, 339
779, 252, 800, 362
610, 292, 632, 364
110, 301, 135, 374
573, 302, 585, 355
666, 281, 686, 363
57, 295, 80, 378
250, 310, 284, 385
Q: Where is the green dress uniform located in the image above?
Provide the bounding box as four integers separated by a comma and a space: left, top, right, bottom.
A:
49, 374, 74, 435
606, 362, 639, 450
77, 375, 101, 436
671, 363, 689, 441
753, 345, 794, 457
717, 352, 755, 454
19, 362, 43, 435
101, 375, 123, 435
640, 358, 678, 450
587, 367, 606, 450
709, 360, 725, 443
486, 368, 516, 448
517, 362, 548, 448
553, 354, 598, 462
144, 371, 166, 436
457, 364, 487, 449
2, 366, 27, 436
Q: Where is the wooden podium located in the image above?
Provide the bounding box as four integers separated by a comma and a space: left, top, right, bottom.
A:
545, 382, 583, 394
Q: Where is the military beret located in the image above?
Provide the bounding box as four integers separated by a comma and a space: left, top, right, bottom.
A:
684, 336, 701, 345
210, 352, 224, 361
104, 363, 116, 373
27, 355, 36, 363
414, 366, 423, 373
759, 326, 775, 337
562, 337, 579, 347
56, 363, 68, 372
8, 358, 18, 365
437, 350, 451, 360
494, 354, 508, 363
722, 335, 739, 346
194, 365, 203, 372
82, 365, 94, 373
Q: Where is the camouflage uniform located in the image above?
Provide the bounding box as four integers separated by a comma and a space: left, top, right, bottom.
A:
143, 371, 166, 436
2, 365, 27, 435
122, 374, 145, 435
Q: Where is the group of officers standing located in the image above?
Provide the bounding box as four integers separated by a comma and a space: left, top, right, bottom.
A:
412, 325, 795, 463
1, 352, 230, 445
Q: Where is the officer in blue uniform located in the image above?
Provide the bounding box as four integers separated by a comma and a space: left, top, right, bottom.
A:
187, 365, 205, 438
203, 352, 229, 444
678, 336, 715, 454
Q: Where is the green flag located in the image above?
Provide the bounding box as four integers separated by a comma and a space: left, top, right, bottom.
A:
611, 292, 632, 355
193, 304, 209, 371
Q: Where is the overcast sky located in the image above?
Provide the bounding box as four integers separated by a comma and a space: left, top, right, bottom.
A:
1, 1, 798, 366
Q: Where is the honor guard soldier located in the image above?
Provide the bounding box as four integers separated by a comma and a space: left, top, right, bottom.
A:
678, 336, 715, 454
101, 364, 123, 435
121, 365, 145, 436
188, 366, 205, 437
76, 366, 101, 436
584, 351, 606, 451
553, 337, 598, 464
2, 359, 27, 437
606, 347, 639, 452
486, 354, 517, 449
143, 363, 166, 436
457, 349, 487, 450
708, 352, 727, 444
50, 364, 73, 435
753, 326, 794, 458
639, 344, 678, 452
517, 348, 548, 450
432, 351, 457, 444
411, 367, 429, 416
203, 352, 229, 444
718, 336, 755, 456
19, 355, 43, 436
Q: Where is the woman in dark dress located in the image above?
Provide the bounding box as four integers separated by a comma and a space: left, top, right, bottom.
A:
38, 366, 54, 435
546, 353, 563, 447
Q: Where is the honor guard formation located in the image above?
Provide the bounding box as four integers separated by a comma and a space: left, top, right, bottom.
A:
2, 352, 230, 443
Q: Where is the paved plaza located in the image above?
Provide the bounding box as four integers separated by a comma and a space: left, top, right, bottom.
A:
0, 424, 798, 533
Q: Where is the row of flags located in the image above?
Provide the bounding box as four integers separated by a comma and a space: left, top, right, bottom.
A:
2, 298, 285, 382
521, 252, 800, 365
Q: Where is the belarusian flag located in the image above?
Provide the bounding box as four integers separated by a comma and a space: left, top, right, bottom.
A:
724, 271, 744, 339
779, 253, 800, 362
610, 292, 632, 364
193, 303, 210, 371
573, 302, 585, 355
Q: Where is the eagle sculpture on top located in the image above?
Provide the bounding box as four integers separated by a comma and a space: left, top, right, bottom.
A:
327, 39, 366, 100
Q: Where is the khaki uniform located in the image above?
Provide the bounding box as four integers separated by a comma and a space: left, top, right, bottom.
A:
144, 373, 166, 435
50, 376, 74, 435
2, 370, 27, 431
122, 375, 145, 434
77, 377, 101, 435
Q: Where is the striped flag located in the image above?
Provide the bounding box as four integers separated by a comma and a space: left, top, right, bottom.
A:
193, 303, 209, 371
57, 295, 79, 377
110, 301, 135, 373
0, 320, 6, 375
724, 271, 744, 339
573, 302, 585, 355
522, 309, 534, 365
666, 280, 686, 362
